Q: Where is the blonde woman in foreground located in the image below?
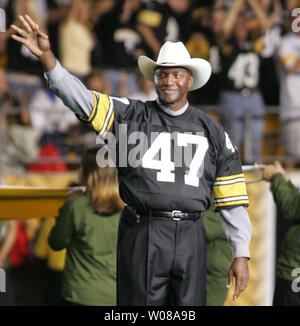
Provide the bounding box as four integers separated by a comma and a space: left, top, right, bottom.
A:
48, 146, 124, 306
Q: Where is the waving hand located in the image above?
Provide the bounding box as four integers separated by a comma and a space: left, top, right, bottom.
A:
10, 15, 56, 71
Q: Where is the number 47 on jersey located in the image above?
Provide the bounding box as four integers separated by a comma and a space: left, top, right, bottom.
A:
142, 131, 236, 187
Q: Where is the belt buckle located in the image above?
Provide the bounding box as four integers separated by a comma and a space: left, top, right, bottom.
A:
171, 210, 182, 221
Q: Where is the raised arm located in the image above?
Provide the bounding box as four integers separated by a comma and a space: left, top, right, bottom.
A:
263, 161, 300, 222
137, 23, 161, 58
222, 0, 244, 39
10, 15, 131, 137
248, 0, 282, 34
10, 15, 94, 121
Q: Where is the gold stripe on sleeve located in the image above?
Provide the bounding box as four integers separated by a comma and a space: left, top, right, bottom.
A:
89, 92, 112, 133
214, 182, 248, 200
87, 91, 98, 122
215, 173, 245, 182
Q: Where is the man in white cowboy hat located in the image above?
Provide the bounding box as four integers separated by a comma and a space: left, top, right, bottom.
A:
11, 15, 252, 306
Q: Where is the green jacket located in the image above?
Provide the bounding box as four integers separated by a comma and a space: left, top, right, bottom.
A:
48, 195, 120, 306
203, 204, 232, 306
270, 173, 300, 281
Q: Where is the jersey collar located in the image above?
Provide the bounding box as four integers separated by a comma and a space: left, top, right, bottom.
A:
156, 99, 189, 116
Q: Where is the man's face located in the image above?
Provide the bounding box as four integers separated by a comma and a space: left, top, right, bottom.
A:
154, 67, 193, 110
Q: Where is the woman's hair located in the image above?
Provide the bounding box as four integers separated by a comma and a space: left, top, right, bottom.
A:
79, 146, 124, 216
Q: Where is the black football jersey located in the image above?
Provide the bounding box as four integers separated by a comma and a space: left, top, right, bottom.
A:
81, 93, 249, 213
218, 40, 261, 92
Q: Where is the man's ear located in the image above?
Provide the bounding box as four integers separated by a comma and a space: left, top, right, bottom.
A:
188, 75, 194, 88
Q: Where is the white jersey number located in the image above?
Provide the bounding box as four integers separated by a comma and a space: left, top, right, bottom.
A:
142, 133, 175, 183
227, 53, 259, 89
142, 133, 209, 187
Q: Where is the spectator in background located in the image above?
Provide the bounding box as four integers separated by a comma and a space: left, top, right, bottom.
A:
286, 0, 300, 12
33, 182, 81, 306
59, 0, 94, 80
85, 68, 112, 95
45, 0, 71, 60
90, 0, 116, 67
0, 220, 18, 306
262, 161, 300, 306
118, 70, 157, 101
186, 4, 225, 105
28, 78, 80, 163
0, 69, 17, 109
28, 80, 79, 135
245, 0, 283, 105
6, 218, 42, 305
277, 9, 300, 168
26, 141, 68, 173
0, 213, 42, 306
0, 23, 8, 69
48, 146, 124, 306
0, 68, 39, 175
136, 0, 193, 60
93, 0, 143, 96
3, 82, 41, 174
247, 0, 282, 36
34, 217, 66, 306
254, 0, 283, 107
27, 81, 73, 172
187, 0, 283, 107
216, 0, 266, 164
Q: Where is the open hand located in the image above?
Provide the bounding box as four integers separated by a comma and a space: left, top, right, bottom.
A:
10, 15, 50, 57
227, 257, 249, 301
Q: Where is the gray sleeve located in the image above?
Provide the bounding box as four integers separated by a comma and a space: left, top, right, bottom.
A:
44, 60, 94, 119
219, 206, 252, 259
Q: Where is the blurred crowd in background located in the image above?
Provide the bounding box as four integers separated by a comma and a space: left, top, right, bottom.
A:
1, 0, 300, 175
0, 0, 300, 306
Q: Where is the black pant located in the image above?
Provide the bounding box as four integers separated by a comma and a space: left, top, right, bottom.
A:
273, 277, 300, 306
117, 208, 207, 306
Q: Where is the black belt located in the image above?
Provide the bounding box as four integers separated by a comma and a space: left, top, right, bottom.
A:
124, 206, 202, 223
147, 210, 202, 221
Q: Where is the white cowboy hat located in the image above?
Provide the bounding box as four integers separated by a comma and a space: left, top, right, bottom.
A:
138, 41, 211, 91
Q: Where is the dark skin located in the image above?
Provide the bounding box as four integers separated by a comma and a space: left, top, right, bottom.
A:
11, 14, 249, 302
227, 257, 249, 301
154, 67, 193, 111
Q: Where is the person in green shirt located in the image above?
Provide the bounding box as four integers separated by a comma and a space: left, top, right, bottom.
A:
203, 202, 232, 306
48, 146, 124, 306
262, 161, 300, 306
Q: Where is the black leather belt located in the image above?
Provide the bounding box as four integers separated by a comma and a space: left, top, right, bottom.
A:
124, 206, 202, 224
147, 210, 202, 221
